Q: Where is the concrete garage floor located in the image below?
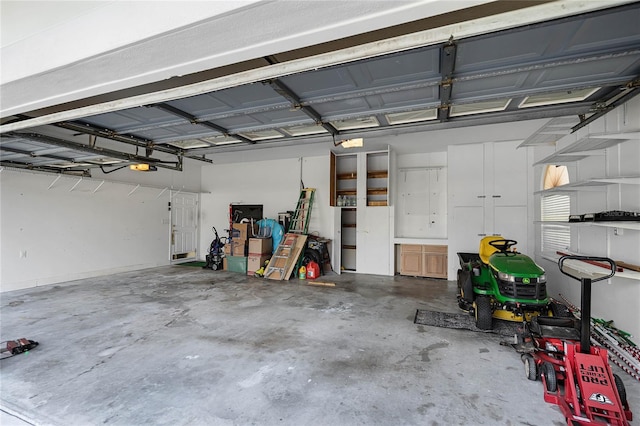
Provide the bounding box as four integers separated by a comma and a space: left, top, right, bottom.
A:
1, 267, 638, 426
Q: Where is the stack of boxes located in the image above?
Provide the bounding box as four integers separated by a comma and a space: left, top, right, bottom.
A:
223, 223, 257, 273
247, 237, 273, 276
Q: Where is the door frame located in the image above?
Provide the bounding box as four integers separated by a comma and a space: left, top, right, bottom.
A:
169, 191, 200, 264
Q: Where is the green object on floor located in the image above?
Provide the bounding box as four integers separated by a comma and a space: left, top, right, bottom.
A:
226, 256, 248, 274
176, 261, 207, 267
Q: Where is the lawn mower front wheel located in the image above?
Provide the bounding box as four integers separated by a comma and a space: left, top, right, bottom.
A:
542, 362, 557, 393
474, 296, 493, 330
522, 354, 537, 381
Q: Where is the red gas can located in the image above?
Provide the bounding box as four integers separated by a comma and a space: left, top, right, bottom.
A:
306, 261, 320, 280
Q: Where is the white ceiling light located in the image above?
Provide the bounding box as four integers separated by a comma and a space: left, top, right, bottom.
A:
330, 116, 379, 130
339, 138, 364, 148
385, 108, 438, 125
450, 99, 512, 117
519, 87, 600, 108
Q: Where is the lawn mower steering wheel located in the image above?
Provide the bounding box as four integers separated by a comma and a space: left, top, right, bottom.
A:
488, 239, 518, 253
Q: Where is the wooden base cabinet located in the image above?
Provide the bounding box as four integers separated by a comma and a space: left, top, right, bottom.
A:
400, 244, 447, 279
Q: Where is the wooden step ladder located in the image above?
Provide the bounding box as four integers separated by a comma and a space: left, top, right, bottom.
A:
264, 233, 308, 280
289, 188, 315, 234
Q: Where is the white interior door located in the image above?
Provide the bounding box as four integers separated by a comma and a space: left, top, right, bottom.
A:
171, 192, 199, 262
357, 206, 391, 276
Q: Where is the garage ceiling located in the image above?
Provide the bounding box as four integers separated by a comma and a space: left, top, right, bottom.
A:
1, 2, 639, 176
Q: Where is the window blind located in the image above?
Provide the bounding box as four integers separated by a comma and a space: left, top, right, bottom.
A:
541, 194, 570, 253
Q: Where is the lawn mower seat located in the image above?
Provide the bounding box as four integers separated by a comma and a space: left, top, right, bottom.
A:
479, 236, 502, 264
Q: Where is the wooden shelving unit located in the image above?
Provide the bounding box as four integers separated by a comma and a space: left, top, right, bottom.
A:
330, 149, 391, 274
367, 170, 388, 179
336, 172, 357, 180
366, 153, 389, 207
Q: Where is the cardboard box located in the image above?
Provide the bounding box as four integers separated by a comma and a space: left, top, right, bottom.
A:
248, 254, 270, 272
224, 240, 246, 257
231, 223, 258, 242
248, 237, 272, 255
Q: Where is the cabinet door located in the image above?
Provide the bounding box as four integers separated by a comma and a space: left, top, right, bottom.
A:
330, 152, 336, 207
422, 253, 446, 278
491, 141, 528, 206
452, 205, 486, 252
357, 206, 391, 275
400, 248, 422, 276
448, 143, 485, 206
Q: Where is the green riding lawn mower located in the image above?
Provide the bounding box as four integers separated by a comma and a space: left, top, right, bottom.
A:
457, 236, 561, 330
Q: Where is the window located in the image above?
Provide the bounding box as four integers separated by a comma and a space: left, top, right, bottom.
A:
541, 165, 571, 255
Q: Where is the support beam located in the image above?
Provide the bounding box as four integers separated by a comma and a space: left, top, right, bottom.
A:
1, 132, 183, 171
438, 38, 457, 122
153, 103, 255, 144
54, 120, 212, 163
266, 79, 338, 136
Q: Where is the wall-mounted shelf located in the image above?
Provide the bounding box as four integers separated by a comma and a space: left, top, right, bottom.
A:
367, 170, 388, 179
534, 175, 640, 195
537, 221, 640, 231
367, 188, 388, 195
541, 252, 640, 281
337, 172, 357, 180
534, 129, 639, 166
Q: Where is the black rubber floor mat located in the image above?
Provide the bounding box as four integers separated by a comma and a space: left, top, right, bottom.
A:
414, 309, 523, 337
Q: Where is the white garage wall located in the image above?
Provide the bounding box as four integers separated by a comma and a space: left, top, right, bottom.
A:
0, 171, 174, 291
199, 155, 332, 261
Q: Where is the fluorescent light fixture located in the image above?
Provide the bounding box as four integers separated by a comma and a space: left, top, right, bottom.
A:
330, 116, 379, 130
337, 138, 364, 148
385, 108, 438, 125
167, 139, 212, 149
130, 164, 157, 172
450, 99, 512, 117
282, 124, 329, 136
238, 129, 284, 141
519, 87, 600, 109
